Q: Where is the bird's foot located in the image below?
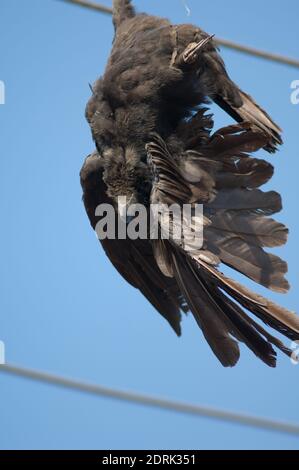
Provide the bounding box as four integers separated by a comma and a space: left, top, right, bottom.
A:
178, 34, 215, 66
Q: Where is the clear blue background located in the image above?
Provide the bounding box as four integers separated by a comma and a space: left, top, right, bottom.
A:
0, 0, 298, 450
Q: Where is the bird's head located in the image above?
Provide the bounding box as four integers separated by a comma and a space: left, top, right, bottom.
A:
101, 145, 150, 219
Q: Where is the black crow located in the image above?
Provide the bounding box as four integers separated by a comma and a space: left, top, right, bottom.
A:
80, 0, 298, 367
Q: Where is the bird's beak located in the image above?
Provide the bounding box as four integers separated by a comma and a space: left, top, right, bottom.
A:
117, 195, 136, 224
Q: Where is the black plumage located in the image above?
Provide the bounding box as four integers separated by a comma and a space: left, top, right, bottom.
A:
80, 0, 298, 367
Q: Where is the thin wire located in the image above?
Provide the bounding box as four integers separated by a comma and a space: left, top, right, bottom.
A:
1, 363, 299, 437
59, 0, 112, 14
57, 0, 299, 69
215, 37, 299, 69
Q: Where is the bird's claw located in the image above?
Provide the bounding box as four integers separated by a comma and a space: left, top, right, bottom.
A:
182, 34, 215, 64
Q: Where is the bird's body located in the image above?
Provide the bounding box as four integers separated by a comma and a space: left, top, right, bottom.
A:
81, 0, 299, 367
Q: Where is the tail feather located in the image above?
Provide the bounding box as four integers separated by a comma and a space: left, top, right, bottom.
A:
228, 300, 293, 359
201, 278, 277, 367
196, 259, 299, 341
209, 283, 293, 362
171, 247, 283, 367
172, 250, 240, 367
171, 246, 297, 366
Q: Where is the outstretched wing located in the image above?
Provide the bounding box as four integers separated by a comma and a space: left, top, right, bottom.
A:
146, 127, 298, 367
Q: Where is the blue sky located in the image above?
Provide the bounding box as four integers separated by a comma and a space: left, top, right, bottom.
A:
0, 0, 298, 450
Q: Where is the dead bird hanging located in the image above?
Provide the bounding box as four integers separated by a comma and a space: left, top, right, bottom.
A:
81, 0, 299, 367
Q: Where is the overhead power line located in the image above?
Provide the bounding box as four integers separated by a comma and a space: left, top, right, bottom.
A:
60, 0, 112, 14
1, 363, 299, 437
58, 0, 299, 69
212, 37, 299, 69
